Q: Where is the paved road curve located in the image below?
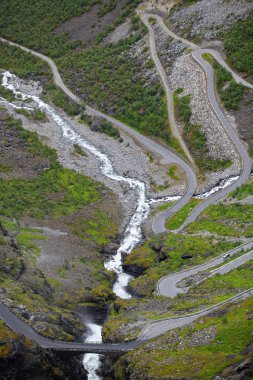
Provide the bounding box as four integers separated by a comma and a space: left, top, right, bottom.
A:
0, 36, 197, 235
157, 241, 253, 297
139, 288, 253, 340
0, 19, 252, 351
145, 14, 252, 232
0, 301, 144, 353
139, 13, 194, 164
177, 48, 252, 231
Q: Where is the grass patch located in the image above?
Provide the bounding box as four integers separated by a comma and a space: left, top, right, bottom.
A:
125, 233, 239, 297
202, 53, 246, 110
16, 228, 47, 255
0, 163, 11, 173
73, 143, 87, 157
70, 209, 118, 248
32, 109, 47, 122
186, 202, 253, 238
165, 198, 201, 230
91, 120, 120, 139
167, 164, 179, 180
231, 179, 253, 200
174, 88, 232, 171
152, 202, 174, 215
0, 116, 100, 219
48, 86, 82, 116
0, 83, 16, 102
114, 297, 253, 379
16, 108, 47, 122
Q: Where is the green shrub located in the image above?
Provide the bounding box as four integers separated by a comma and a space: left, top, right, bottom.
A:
223, 14, 253, 77
173, 89, 232, 172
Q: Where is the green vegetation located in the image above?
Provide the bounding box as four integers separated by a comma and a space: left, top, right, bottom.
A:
49, 86, 82, 116
0, 322, 21, 357
165, 199, 201, 229
70, 209, 118, 249
125, 233, 239, 297
0, 84, 16, 102
16, 108, 48, 122
114, 298, 253, 379
187, 202, 253, 238
59, 37, 170, 142
0, 42, 51, 81
151, 180, 169, 193
0, 116, 100, 219
91, 120, 120, 139
73, 143, 87, 156
0, 7, 173, 149
97, 0, 117, 17
0, 0, 96, 57
0, 163, 11, 173
231, 179, 253, 199
167, 164, 179, 180
0, 0, 142, 56
93, 2, 144, 44
153, 202, 174, 215
223, 14, 253, 78
32, 109, 47, 122
202, 53, 246, 110
173, 88, 232, 171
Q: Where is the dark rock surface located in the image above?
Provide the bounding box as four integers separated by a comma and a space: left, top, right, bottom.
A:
0, 322, 87, 380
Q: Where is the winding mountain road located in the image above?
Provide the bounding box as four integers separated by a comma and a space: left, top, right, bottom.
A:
0, 12, 253, 353
142, 14, 252, 233
0, 36, 197, 235
139, 14, 194, 164
139, 288, 253, 340
157, 241, 253, 297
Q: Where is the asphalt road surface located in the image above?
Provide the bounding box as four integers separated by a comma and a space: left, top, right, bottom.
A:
0, 16, 252, 351
157, 241, 253, 297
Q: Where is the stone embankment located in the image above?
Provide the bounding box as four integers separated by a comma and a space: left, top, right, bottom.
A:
169, 0, 253, 42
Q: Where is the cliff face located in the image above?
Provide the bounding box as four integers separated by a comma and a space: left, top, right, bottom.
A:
0, 321, 86, 380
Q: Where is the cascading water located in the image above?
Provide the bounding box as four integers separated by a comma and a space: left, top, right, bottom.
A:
1, 71, 151, 378
1, 71, 240, 379
82, 324, 103, 380
195, 176, 239, 199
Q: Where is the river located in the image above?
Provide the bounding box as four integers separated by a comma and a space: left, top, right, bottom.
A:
1, 71, 240, 379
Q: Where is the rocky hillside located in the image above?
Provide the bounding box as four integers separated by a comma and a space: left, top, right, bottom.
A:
0, 320, 86, 380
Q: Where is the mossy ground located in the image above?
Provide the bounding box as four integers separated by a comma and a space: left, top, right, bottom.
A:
186, 201, 253, 238
165, 198, 201, 229
202, 52, 246, 110
0, 107, 120, 342
114, 297, 253, 379
125, 232, 239, 297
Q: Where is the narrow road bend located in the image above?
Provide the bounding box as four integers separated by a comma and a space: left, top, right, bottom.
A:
143, 14, 252, 232
157, 241, 253, 297
0, 18, 253, 350
0, 36, 197, 235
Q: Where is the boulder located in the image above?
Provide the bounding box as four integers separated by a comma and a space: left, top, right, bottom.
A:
181, 252, 193, 259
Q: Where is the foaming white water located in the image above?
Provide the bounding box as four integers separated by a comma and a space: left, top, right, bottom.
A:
196, 176, 239, 199
1, 70, 152, 377
1, 71, 150, 299
148, 195, 181, 204
83, 324, 102, 380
